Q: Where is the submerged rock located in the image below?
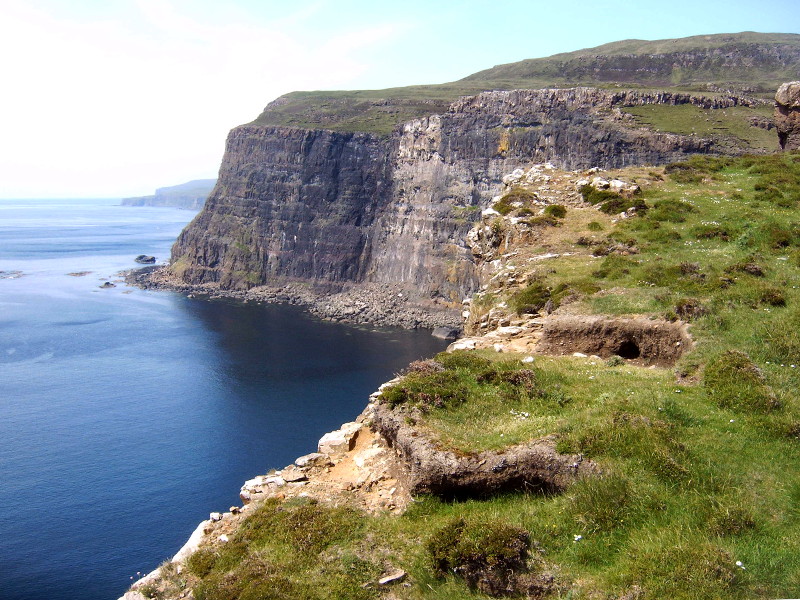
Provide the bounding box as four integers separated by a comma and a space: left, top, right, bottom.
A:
134, 255, 156, 264
432, 326, 461, 340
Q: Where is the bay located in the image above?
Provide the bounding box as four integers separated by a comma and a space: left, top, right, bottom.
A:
0, 199, 447, 600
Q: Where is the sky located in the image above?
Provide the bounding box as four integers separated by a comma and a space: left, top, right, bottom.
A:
0, 0, 798, 198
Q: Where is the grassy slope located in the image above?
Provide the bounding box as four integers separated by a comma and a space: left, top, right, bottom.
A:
168, 154, 800, 600
250, 32, 800, 135
622, 104, 779, 153
463, 32, 800, 90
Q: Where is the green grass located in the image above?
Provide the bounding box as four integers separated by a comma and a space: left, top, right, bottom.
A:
249, 33, 800, 135
623, 104, 779, 152
169, 153, 800, 599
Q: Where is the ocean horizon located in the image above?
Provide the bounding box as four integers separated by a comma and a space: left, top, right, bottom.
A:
0, 198, 447, 600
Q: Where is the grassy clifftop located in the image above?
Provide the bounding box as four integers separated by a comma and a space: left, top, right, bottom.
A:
251, 32, 800, 135
145, 153, 800, 600
463, 32, 800, 92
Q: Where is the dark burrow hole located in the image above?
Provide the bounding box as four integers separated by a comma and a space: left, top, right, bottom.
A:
617, 340, 641, 359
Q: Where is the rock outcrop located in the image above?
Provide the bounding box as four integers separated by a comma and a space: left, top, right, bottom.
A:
169, 88, 760, 309
776, 81, 800, 150
370, 401, 597, 498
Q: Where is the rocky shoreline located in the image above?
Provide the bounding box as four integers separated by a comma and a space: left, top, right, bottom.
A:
119, 386, 414, 600
124, 266, 462, 331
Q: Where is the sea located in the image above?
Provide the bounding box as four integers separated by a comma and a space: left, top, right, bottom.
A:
0, 198, 447, 600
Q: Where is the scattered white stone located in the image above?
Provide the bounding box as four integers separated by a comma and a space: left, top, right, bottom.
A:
377, 378, 402, 392
573, 352, 588, 358
378, 570, 407, 585
528, 252, 560, 262
502, 169, 525, 185
281, 466, 308, 482
264, 476, 286, 487
494, 325, 524, 336
318, 422, 362, 456
521, 356, 535, 364
210, 512, 222, 522
295, 452, 330, 468
219, 534, 229, 543
493, 343, 504, 353
608, 179, 626, 192
447, 338, 477, 352
171, 520, 210, 564
242, 475, 268, 488
353, 447, 383, 469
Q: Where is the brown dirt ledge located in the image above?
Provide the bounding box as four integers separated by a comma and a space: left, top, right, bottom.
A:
536, 315, 692, 366
369, 402, 599, 499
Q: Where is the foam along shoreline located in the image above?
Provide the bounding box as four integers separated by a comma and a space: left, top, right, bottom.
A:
119, 385, 409, 600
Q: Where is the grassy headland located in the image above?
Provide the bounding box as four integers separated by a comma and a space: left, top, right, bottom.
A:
151, 153, 800, 599
250, 32, 800, 136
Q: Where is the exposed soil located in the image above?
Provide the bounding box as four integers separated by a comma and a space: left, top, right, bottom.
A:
370, 402, 598, 499
535, 315, 692, 366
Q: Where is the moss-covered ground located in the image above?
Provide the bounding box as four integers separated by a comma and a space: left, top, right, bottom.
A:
154, 153, 800, 599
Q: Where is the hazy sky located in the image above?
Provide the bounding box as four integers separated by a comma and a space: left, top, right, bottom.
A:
1, 0, 798, 198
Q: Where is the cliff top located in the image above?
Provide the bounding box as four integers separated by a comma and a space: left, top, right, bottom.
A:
251, 32, 800, 135
132, 151, 800, 600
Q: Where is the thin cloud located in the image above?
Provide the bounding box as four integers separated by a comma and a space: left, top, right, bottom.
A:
0, 0, 408, 197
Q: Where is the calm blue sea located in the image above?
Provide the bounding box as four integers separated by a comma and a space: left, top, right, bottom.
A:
0, 199, 447, 600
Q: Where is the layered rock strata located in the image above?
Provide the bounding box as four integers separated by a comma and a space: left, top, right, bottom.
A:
371, 402, 597, 498
776, 81, 800, 150
169, 88, 758, 313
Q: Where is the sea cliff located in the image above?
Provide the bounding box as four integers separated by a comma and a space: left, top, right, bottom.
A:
164, 87, 761, 322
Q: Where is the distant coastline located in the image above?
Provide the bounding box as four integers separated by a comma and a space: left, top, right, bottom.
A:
121, 179, 216, 210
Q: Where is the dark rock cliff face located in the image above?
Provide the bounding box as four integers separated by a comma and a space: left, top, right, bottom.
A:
171, 87, 756, 302
173, 127, 392, 288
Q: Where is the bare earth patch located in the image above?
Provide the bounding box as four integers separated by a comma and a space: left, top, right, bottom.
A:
535, 315, 692, 366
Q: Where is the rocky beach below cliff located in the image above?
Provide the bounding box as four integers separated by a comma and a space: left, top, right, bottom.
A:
125, 266, 462, 330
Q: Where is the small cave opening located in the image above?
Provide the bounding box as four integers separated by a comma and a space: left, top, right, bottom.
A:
616, 339, 641, 359
536, 316, 692, 366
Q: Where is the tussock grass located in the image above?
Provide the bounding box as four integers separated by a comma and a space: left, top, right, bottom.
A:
175, 153, 800, 599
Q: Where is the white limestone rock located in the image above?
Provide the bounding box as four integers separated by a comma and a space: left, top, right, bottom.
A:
318, 422, 362, 456
295, 452, 331, 468
172, 520, 210, 564
447, 338, 477, 352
